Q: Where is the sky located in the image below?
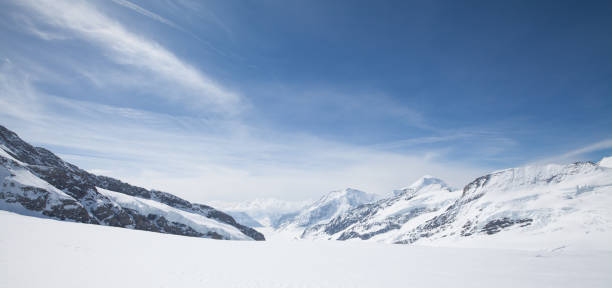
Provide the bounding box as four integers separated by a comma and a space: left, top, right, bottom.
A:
0, 0, 611, 202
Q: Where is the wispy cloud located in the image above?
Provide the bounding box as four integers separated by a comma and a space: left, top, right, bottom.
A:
533, 139, 612, 165
14, 0, 242, 114
564, 139, 612, 158
16, 15, 69, 40
108, 0, 232, 58
370, 134, 472, 150
110, 0, 180, 29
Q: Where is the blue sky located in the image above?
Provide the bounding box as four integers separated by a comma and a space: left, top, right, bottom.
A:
1, 0, 611, 201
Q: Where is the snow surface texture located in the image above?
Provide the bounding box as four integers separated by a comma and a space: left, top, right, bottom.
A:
1, 210, 610, 288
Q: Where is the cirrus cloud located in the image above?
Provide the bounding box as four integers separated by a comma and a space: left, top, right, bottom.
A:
14, 0, 242, 114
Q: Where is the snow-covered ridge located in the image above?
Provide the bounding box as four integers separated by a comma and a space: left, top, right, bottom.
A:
462, 161, 604, 198
391, 160, 612, 249
98, 187, 251, 240
0, 124, 264, 241
297, 158, 612, 250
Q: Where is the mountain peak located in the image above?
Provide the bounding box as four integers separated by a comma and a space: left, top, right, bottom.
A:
393, 175, 450, 196
331, 187, 366, 196
407, 175, 448, 190
318, 187, 377, 206
277, 187, 378, 230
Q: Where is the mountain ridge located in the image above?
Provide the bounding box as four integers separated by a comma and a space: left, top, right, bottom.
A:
0, 125, 264, 240
303, 160, 612, 249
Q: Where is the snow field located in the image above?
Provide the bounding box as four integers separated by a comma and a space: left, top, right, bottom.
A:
1, 210, 610, 288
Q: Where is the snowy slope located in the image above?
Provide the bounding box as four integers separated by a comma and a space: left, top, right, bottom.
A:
600, 156, 612, 168
302, 176, 460, 242
276, 188, 379, 237
98, 187, 251, 240
1, 210, 610, 288
0, 158, 90, 221
0, 124, 264, 240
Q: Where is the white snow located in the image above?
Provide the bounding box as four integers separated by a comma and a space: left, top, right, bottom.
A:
401, 175, 451, 191
600, 156, 612, 168
96, 187, 252, 241
0, 145, 27, 166
0, 210, 610, 288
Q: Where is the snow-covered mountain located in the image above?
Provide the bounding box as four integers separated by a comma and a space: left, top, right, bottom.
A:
399, 160, 612, 249
304, 160, 612, 250
302, 176, 460, 241
276, 188, 379, 237
0, 125, 264, 241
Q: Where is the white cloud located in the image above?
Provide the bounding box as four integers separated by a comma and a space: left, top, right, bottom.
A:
533, 139, 612, 165
16, 15, 69, 40
560, 139, 612, 159
14, 0, 242, 114
110, 0, 180, 30
0, 60, 43, 121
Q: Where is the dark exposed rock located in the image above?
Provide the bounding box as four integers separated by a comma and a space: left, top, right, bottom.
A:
481, 218, 533, 235
338, 222, 402, 240
0, 185, 94, 224
43, 199, 94, 223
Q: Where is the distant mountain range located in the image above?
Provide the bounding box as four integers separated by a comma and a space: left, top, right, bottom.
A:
222, 157, 612, 249
0, 125, 264, 241
2, 124, 611, 249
